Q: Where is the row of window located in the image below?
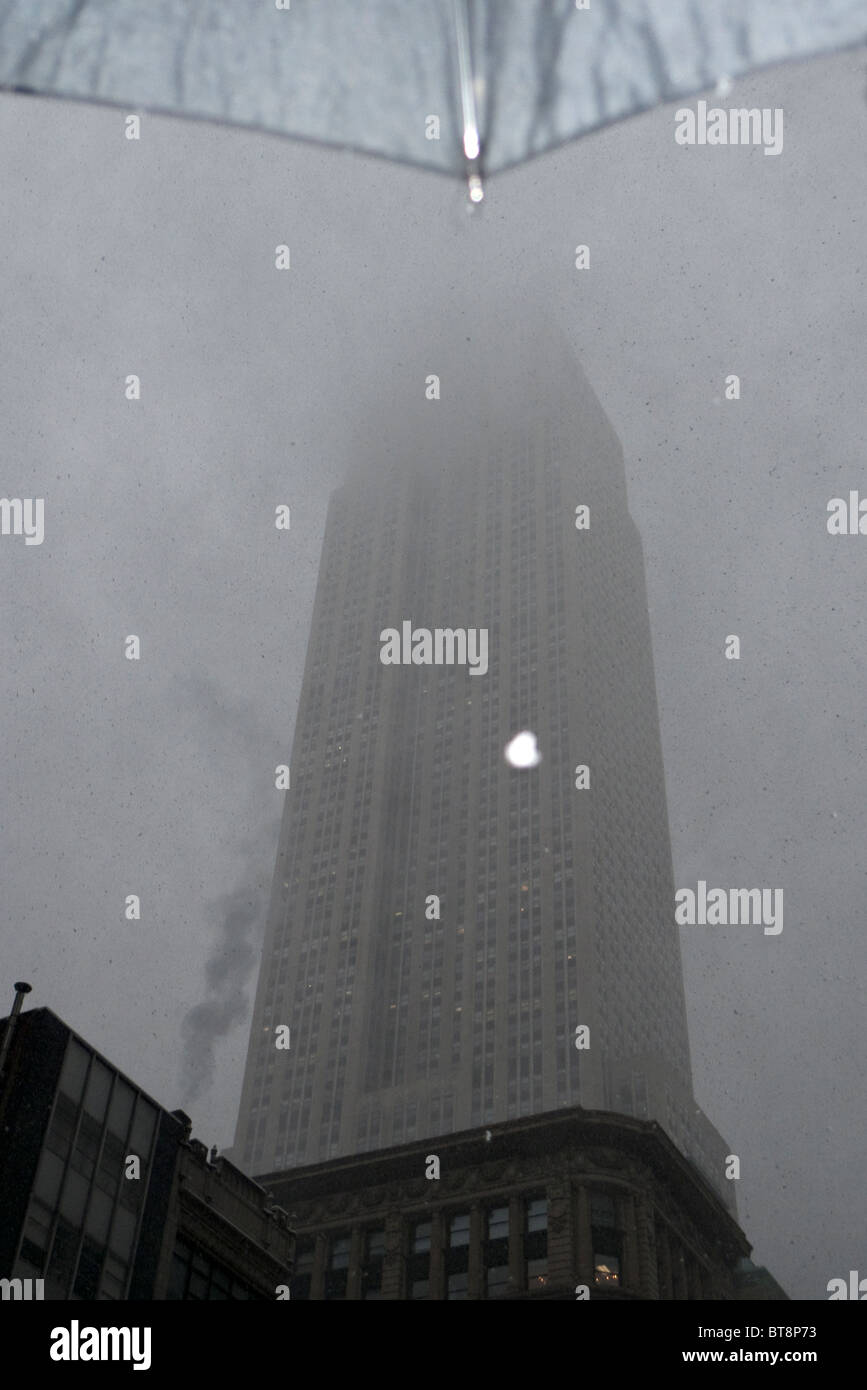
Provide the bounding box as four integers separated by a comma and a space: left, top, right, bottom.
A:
291, 1197, 550, 1301
289, 1187, 639, 1301
167, 1238, 260, 1300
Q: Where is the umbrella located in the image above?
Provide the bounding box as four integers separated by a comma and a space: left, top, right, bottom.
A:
0, 0, 864, 200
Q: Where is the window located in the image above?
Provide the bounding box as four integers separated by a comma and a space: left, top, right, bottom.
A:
59, 1169, 89, 1225
46, 1217, 79, 1297
484, 1205, 510, 1298
95, 1131, 125, 1199
101, 1251, 129, 1300
129, 1098, 157, 1162
69, 1113, 101, 1182
73, 1236, 105, 1300
361, 1228, 386, 1299
34, 1149, 64, 1208
408, 1220, 431, 1299
58, 1040, 89, 1104
291, 1239, 315, 1300
590, 1192, 622, 1288
83, 1060, 112, 1123
449, 1212, 470, 1247
21, 1198, 52, 1270
107, 1079, 135, 1141
324, 1234, 350, 1300
446, 1212, 471, 1298
524, 1195, 548, 1291
167, 1238, 258, 1301
85, 1188, 113, 1245
45, 1093, 78, 1162
108, 1203, 137, 1262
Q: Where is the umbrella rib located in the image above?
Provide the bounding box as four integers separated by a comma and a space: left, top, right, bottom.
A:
451, 0, 484, 201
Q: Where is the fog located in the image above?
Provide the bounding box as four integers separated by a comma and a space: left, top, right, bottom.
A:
1, 47, 865, 1298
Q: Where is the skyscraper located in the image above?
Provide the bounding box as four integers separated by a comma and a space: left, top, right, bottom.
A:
233, 308, 731, 1210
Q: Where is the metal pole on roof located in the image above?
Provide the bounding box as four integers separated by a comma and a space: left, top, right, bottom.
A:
0, 980, 33, 1090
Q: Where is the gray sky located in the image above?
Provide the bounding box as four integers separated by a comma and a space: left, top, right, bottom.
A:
1, 47, 865, 1300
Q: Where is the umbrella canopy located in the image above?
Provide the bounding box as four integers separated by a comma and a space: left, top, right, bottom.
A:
0, 0, 864, 191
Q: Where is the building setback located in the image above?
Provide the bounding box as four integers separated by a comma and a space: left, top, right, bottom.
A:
0, 993, 293, 1299
233, 309, 733, 1213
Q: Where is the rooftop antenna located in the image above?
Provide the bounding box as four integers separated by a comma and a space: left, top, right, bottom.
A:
0, 981, 33, 1087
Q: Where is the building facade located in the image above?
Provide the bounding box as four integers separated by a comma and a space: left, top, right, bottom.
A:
233, 311, 731, 1209
0, 997, 293, 1299
259, 1107, 751, 1301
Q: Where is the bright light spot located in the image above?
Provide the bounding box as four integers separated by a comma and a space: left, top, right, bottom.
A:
505, 730, 541, 768
715, 74, 733, 96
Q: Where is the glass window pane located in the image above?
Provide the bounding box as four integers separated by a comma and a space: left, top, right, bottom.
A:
366, 1228, 386, 1259
85, 1188, 113, 1244
526, 1197, 547, 1233
329, 1236, 350, 1269
324, 1269, 348, 1300
487, 1206, 509, 1239
447, 1271, 468, 1299
83, 1059, 112, 1122
95, 1132, 125, 1198
107, 1079, 135, 1140
47, 1218, 79, 1295
16, 1248, 44, 1277
590, 1193, 617, 1226
449, 1212, 470, 1247
70, 1114, 101, 1181
58, 1040, 89, 1103
34, 1149, 65, 1208
119, 1162, 145, 1212
104, 1250, 128, 1280
24, 1198, 53, 1254
129, 1099, 157, 1160
46, 1093, 78, 1160
73, 1236, 104, 1299
59, 1169, 89, 1225
100, 1269, 126, 1299
108, 1204, 137, 1260
412, 1221, 431, 1254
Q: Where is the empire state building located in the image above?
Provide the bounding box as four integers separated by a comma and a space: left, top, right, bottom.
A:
232, 308, 732, 1211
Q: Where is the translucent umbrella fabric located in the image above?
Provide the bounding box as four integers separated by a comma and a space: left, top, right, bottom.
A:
0, 0, 864, 178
